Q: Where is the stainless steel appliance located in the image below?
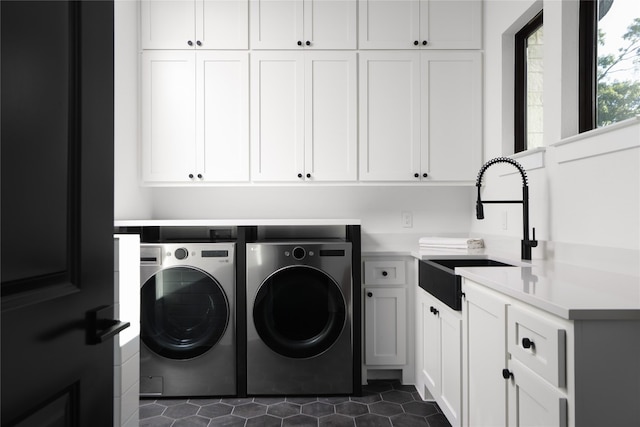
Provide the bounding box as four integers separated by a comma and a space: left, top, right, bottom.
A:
140, 243, 235, 397
246, 241, 353, 395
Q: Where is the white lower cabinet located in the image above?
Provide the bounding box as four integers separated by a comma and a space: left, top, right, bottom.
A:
461, 279, 509, 427
462, 277, 640, 427
417, 289, 461, 427
363, 257, 412, 384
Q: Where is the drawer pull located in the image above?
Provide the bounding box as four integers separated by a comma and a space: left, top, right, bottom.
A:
382, 271, 388, 277
502, 369, 514, 380
430, 306, 439, 316
367, 292, 373, 298
522, 337, 535, 349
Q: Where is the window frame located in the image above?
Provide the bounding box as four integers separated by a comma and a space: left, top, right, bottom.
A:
578, 0, 597, 133
514, 10, 544, 153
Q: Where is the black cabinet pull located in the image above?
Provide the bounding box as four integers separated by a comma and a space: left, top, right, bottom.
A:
502, 369, 514, 380
297, 41, 302, 46
196, 40, 202, 46
367, 292, 373, 298
422, 40, 428, 46
189, 173, 194, 179
461, 292, 466, 299
429, 306, 439, 315
197, 173, 203, 179
413, 40, 419, 46
297, 173, 303, 178
382, 271, 388, 277
187, 40, 194, 46
306, 41, 311, 46
306, 173, 311, 178
414, 173, 419, 178
423, 173, 428, 178
522, 338, 535, 349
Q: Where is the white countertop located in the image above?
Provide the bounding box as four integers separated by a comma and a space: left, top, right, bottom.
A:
114, 219, 361, 227
414, 249, 640, 320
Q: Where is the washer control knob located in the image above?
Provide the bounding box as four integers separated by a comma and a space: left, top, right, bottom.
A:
292, 246, 306, 260
174, 247, 189, 260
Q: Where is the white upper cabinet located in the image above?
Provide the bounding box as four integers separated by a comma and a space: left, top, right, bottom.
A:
142, 51, 249, 183
359, 50, 482, 182
359, 0, 482, 49
250, 0, 357, 49
251, 52, 357, 182
141, 0, 248, 49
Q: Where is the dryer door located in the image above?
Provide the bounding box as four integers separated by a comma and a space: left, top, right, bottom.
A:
141, 266, 229, 360
253, 265, 347, 359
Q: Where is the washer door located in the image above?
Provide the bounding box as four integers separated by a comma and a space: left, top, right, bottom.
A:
253, 265, 346, 359
141, 266, 229, 360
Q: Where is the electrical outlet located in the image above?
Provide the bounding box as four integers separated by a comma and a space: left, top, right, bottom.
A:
501, 211, 508, 230
401, 211, 413, 228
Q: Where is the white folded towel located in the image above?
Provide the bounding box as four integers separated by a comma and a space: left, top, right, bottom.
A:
419, 237, 484, 249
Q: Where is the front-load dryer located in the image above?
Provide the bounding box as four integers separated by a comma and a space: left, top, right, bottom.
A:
139, 243, 235, 397
246, 241, 352, 395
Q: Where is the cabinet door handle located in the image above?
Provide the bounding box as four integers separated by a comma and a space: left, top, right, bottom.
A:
197, 173, 203, 179
187, 40, 194, 46
422, 40, 428, 46
297, 40, 302, 46
429, 306, 439, 315
423, 173, 428, 178
414, 173, 419, 178
297, 173, 303, 178
502, 369, 514, 380
305, 40, 311, 46
306, 173, 311, 178
413, 40, 419, 46
382, 271, 388, 277
189, 173, 194, 179
367, 292, 373, 298
196, 40, 202, 46
522, 338, 535, 349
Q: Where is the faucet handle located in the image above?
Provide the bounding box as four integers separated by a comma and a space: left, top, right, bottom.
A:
530, 227, 538, 247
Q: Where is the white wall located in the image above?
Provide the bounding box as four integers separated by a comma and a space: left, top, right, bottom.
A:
475, 0, 640, 274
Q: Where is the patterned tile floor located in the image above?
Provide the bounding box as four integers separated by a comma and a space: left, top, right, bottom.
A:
139, 380, 452, 427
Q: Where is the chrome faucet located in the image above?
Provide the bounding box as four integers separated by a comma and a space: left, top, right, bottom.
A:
475, 157, 538, 260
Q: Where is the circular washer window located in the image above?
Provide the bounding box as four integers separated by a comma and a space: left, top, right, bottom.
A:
141, 266, 229, 360
253, 265, 347, 359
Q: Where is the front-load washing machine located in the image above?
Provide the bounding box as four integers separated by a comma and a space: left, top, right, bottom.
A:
139, 243, 235, 397
246, 241, 353, 395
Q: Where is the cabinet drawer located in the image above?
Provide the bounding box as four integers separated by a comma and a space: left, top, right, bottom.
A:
364, 260, 405, 285
508, 305, 566, 388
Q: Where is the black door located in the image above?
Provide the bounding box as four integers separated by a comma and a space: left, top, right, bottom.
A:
141, 267, 230, 360
253, 266, 347, 359
1, 1, 118, 425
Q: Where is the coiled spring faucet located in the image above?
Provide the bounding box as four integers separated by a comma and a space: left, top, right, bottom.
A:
475, 157, 538, 260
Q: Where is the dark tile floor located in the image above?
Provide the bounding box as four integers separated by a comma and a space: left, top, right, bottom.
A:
139, 380, 452, 427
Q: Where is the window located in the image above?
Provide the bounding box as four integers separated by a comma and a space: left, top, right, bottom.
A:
579, 0, 640, 132
515, 11, 544, 153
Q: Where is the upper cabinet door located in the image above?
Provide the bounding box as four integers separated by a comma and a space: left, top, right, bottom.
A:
303, 0, 357, 49
359, 0, 481, 49
420, 0, 482, 49
250, 0, 356, 49
198, 0, 249, 49
304, 52, 357, 181
197, 52, 249, 182
142, 51, 197, 182
420, 51, 481, 181
359, 51, 421, 181
141, 0, 197, 49
250, 52, 305, 181
359, 0, 419, 49
142, 0, 248, 49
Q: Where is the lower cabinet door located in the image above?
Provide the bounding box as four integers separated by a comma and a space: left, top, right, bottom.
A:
421, 293, 441, 392
439, 307, 462, 426
507, 359, 568, 427
364, 287, 407, 365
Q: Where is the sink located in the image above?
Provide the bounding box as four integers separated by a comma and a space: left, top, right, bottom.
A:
418, 258, 515, 310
